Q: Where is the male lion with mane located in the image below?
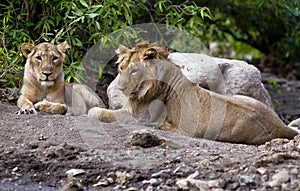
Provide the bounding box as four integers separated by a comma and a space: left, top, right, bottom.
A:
88, 42, 298, 144
17, 42, 104, 115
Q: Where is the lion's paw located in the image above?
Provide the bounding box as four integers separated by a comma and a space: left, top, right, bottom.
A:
88, 107, 118, 123
87, 107, 103, 119
16, 108, 37, 115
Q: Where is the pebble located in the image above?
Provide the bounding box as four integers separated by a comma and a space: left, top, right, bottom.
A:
176, 171, 222, 190
267, 169, 290, 187
129, 129, 164, 148
257, 167, 267, 175
65, 169, 85, 178
239, 175, 255, 186
151, 172, 162, 178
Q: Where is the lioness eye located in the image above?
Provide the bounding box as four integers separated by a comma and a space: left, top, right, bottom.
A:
53, 56, 59, 61
36, 56, 42, 61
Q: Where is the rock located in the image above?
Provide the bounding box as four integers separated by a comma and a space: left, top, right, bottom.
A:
239, 175, 255, 186
176, 171, 223, 190
66, 169, 85, 178
107, 75, 125, 109
60, 177, 84, 191
108, 53, 273, 109
129, 129, 165, 148
267, 169, 290, 187
288, 118, 300, 129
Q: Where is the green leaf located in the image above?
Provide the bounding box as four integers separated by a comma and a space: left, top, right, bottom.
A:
86, 13, 98, 18
79, 0, 89, 8
98, 66, 103, 79
95, 21, 101, 30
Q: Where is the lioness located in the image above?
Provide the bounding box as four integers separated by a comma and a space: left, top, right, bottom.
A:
88, 43, 298, 144
17, 42, 104, 115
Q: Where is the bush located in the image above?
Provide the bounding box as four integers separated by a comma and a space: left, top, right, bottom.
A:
0, 0, 211, 89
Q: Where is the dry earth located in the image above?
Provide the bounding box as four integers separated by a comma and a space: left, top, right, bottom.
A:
0, 101, 300, 191
0, 74, 299, 191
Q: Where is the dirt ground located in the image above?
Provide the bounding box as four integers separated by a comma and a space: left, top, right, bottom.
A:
0, 100, 300, 191
0, 73, 300, 191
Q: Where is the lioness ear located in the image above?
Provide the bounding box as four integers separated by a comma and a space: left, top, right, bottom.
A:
115, 44, 129, 54
57, 41, 70, 53
141, 48, 158, 60
21, 43, 35, 58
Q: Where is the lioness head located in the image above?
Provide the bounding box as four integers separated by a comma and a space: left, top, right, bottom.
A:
116, 43, 168, 100
21, 42, 70, 86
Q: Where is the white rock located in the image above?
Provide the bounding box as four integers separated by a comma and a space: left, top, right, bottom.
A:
176, 171, 222, 190
108, 53, 273, 109
267, 169, 290, 187
168, 53, 272, 108
65, 169, 85, 178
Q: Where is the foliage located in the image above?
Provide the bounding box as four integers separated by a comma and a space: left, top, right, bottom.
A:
2, 0, 299, 90
0, 0, 211, 89
202, 0, 300, 64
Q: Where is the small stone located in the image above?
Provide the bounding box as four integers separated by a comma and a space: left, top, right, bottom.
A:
176, 171, 222, 190
149, 178, 160, 187
198, 159, 211, 168
257, 167, 267, 175
107, 177, 114, 184
261, 175, 268, 183
126, 187, 138, 191
151, 171, 163, 178
290, 168, 298, 175
92, 180, 110, 187
129, 129, 165, 148
146, 185, 154, 191
239, 175, 255, 186
267, 169, 290, 187
60, 177, 83, 191
66, 169, 85, 178
12, 166, 20, 172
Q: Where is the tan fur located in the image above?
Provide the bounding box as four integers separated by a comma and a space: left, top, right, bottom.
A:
17, 42, 104, 115
88, 43, 298, 144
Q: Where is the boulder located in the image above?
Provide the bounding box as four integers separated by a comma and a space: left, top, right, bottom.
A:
107, 53, 273, 109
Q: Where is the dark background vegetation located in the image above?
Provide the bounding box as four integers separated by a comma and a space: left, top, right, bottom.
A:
0, 0, 299, 93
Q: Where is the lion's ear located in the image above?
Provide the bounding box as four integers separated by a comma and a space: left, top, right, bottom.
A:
57, 41, 70, 53
157, 46, 169, 59
141, 48, 158, 60
21, 43, 35, 58
115, 44, 129, 54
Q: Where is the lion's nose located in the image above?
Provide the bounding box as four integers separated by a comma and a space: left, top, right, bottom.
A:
42, 72, 52, 78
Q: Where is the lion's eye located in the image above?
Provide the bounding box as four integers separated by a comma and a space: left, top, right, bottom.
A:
130, 69, 138, 75
36, 56, 42, 61
52, 56, 59, 61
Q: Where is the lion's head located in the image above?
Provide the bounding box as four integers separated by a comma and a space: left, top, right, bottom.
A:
116, 43, 169, 101
21, 42, 70, 86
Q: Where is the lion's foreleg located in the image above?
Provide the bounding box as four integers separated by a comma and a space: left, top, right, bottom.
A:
88, 107, 118, 122
161, 121, 177, 131
16, 95, 37, 114
34, 100, 67, 114
88, 107, 133, 123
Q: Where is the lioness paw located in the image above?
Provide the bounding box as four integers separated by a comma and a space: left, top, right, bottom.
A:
16, 108, 37, 115
34, 100, 67, 114
34, 100, 52, 111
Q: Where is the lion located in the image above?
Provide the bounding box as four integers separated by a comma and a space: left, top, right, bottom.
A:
16, 42, 104, 116
88, 43, 298, 144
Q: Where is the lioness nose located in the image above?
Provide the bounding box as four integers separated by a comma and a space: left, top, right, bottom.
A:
42, 72, 52, 77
